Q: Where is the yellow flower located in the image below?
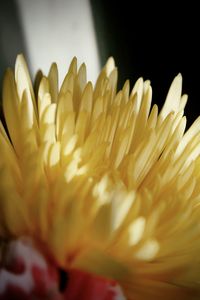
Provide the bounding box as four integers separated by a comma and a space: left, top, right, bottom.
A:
1, 55, 200, 299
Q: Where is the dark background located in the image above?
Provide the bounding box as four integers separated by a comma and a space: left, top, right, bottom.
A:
0, 0, 199, 127
91, 0, 199, 127
0, 1, 28, 84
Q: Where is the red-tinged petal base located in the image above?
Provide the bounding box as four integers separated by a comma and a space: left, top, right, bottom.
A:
0, 238, 126, 300
0, 238, 59, 300
64, 269, 125, 300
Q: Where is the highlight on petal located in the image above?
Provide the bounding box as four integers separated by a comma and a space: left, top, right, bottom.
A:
128, 217, 146, 246
160, 73, 183, 119
1, 55, 200, 299
105, 56, 115, 76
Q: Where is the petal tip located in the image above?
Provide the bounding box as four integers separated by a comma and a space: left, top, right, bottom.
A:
105, 57, 116, 76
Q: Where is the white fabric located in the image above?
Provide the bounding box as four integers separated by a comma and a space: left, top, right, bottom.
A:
16, 0, 100, 84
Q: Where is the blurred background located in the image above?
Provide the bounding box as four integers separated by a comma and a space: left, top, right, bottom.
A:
0, 0, 199, 126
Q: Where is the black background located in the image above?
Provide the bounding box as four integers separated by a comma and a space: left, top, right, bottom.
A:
91, 0, 199, 127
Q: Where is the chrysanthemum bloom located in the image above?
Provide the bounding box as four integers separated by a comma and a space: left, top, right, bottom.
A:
1, 55, 200, 299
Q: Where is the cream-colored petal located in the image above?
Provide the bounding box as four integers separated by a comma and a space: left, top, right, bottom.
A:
15, 54, 37, 115
105, 57, 115, 77
160, 73, 182, 119
48, 63, 58, 103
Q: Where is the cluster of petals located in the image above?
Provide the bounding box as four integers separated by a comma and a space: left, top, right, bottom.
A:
1, 55, 200, 299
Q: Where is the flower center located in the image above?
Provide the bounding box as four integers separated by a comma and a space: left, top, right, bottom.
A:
0, 238, 126, 299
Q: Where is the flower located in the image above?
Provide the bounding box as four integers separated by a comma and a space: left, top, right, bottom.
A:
1, 55, 200, 299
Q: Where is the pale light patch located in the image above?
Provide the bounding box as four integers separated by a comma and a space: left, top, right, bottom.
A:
64, 148, 82, 182
111, 191, 135, 231
93, 175, 110, 206
48, 142, 60, 167
128, 217, 146, 246
135, 239, 160, 261
62, 134, 78, 156
75, 165, 88, 176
